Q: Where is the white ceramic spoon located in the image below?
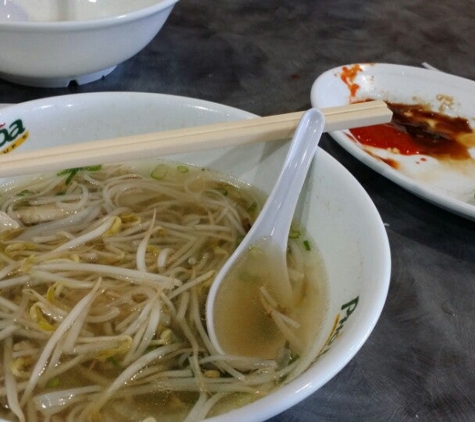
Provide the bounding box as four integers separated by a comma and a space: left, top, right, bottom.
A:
0, 0, 28, 22
206, 108, 325, 359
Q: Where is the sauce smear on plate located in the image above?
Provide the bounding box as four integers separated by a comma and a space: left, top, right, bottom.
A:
349, 102, 475, 160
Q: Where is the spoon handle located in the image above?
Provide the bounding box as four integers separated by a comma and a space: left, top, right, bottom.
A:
253, 108, 325, 246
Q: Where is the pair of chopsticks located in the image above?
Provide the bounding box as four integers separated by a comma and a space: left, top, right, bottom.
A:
0, 100, 391, 178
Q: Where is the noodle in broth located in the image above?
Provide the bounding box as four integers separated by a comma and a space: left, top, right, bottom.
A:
0, 163, 328, 422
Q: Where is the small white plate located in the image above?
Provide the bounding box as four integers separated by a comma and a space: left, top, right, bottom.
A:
311, 63, 475, 220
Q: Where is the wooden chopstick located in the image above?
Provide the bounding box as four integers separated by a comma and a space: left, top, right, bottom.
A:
0, 101, 391, 178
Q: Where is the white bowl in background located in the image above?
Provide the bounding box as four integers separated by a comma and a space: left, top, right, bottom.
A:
0, 92, 391, 421
0, 0, 178, 88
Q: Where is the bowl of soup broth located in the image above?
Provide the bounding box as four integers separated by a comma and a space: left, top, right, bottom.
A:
0, 93, 391, 422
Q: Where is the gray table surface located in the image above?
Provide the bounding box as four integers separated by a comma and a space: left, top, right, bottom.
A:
1, 1, 474, 421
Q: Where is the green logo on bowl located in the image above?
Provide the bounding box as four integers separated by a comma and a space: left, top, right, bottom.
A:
318, 296, 359, 357
0, 119, 28, 155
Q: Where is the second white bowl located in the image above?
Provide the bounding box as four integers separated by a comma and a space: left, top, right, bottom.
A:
0, 0, 178, 88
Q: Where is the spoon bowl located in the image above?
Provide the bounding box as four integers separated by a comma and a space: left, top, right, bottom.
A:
206, 108, 325, 358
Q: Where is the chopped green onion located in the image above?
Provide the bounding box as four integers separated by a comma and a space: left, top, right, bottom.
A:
247, 201, 257, 212
57, 165, 102, 185
289, 353, 300, 363
107, 356, 121, 368
151, 164, 168, 180
57, 165, 102, 176
65, 169, 78, 185
239, 270, 260, 284
303, 240, 311, 251
215, 187, 228, 196
16, 189, 31, 197
235, 235, 245, 246
83, 165, 102, 172
177, 165, 189, 173
289, 228, 301, 239
46, 377, 60, 388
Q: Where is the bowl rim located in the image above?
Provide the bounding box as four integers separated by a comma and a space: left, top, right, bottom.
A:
0, 0, 179, 30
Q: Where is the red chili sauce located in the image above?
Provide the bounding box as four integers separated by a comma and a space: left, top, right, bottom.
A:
340, 65, 362, 97
349, 101, 475, 160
